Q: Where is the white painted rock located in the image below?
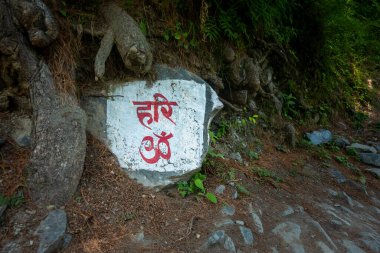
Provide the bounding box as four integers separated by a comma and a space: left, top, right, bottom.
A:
82, 65, 223, 189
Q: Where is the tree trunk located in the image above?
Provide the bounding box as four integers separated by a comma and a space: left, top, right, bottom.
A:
0, 0, 86, 207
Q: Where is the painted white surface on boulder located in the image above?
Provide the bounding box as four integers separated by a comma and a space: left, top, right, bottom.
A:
106, 79, 222, 174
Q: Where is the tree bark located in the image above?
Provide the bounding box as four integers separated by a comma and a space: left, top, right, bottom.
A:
0, 0, 86, 207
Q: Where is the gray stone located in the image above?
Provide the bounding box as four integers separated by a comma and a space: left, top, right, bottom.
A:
235, 220, 245, 226
35, 209, 67, 253
360, 231, 380, 252
360, 153, 380, 167
62, 233, 72, 248
347, 143, 377, 153
207, 230, 225, 246
328, 167, 347, 184
229, 152, 243, 163
250, 211, 264, 234
231, 189, 238, 200
319, 203, 351, 226
271, 94, 282, 115
272, 222, 305, 253
316, 241, 334, 253
366, 168, 380, 179
285, 123, 296, 148
82, 65, 223, 189
271, 247, 279, 253
248, 100, 257, 111
306, 129, 332, 145
215, 185, 226, 195
231, 90, 248, 105
346, 179, 366, 193
239, 226, 254, 245
1, 241, 22, 253
223, 236, 236, 253
281, 206, 295, 216
249, 203, 264, 234
295, 205, 305, 213
10, 117, 32, 147
342, 192, 354, 207
334, 136, 350, 147
221, 205, 235, 216
0, 95, 9, 112
205, 230, 235, 252
308, 219, 337, 250
341, 240, 365, 253
371, 197, 380, 207
327, 189, 339, 197
0, 204, 7, 219
214, 219, 234, 228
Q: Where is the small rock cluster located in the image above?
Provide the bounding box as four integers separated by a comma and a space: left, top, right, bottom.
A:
306, 129, 380, 180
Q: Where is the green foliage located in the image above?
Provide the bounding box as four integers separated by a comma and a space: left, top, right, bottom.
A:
335, 155, 358, 172
247, 150, 260, 160
123, 0, 134, 9
139, 19, 148, 36
298, 139, 313, 149
317, 147, 331, 160
296, 0, 379, 112
252, 167, 283, 183
177, 172, 217, 204
280, 92, 299, 120
0, 193, 24, 208
164, 22, 197, 49
346, 148, 358, 157
236, 183, 250, 195
207, 0, 297, 46
202, 17, 221, 42
352, 111, 369, 129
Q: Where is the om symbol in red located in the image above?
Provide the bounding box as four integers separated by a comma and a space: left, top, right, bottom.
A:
132, 93, 177, 164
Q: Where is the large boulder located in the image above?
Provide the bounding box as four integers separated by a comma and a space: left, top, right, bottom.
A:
82, 65, 223, 189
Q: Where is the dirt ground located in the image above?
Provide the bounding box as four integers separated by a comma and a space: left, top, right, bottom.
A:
1, 96, 379, 252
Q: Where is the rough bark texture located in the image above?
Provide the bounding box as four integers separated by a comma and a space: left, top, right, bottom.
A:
0, 0, 86, 207
94, 3, 153, 80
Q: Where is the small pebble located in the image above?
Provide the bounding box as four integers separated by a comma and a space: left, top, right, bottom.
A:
235, 220, 245, 226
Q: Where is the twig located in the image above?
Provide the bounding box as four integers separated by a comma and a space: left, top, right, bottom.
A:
219, 97, 243, 112
175, 216, 200, 242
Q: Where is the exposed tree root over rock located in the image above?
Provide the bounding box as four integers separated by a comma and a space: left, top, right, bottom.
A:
0, 0, 86, 208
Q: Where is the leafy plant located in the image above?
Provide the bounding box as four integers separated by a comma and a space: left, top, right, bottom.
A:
207, 148, 224, 159
252, 167, 283, 183
177, 172, 217, 204
139, 19, 148, 36
335, 155, 358, 172
164, 22, 197, 49
0, 193, 24, 207
280, 92, 299, 120
202, 17, 221, 42
317, 147, 331, 160
352, 111, 368, 129
236, 183, 250, 195
346, 147, 358, 157
289, 168, 298, 177
247, 150, 260, 160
